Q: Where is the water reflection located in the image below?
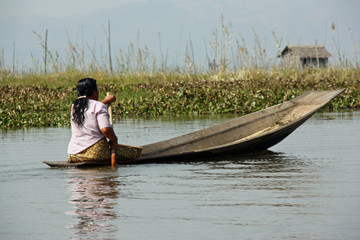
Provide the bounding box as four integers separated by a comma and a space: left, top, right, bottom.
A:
188, 151, 314, 181
66, 168, 119, 239
182, 152, 324, 208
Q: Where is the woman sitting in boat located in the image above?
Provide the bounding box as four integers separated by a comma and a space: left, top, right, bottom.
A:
67, 78, 137, 163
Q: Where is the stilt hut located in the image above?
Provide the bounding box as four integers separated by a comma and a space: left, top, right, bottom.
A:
279, 45, 332, 68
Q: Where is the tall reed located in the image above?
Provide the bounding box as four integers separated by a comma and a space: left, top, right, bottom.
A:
1, 18, 358, 77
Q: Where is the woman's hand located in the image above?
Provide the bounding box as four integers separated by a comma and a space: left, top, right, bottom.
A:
101, 94, 116, 105
109, 140, 119, 149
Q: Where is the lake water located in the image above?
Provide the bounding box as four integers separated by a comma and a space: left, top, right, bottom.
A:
0, 111, 359, 240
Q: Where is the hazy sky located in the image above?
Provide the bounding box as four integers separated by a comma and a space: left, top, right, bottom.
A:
0, 0, 141, 18
1, 0, 359, 70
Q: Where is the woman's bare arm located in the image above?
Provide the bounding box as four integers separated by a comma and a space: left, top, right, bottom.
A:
101, 94, 116, 105
101, 127, 118, 148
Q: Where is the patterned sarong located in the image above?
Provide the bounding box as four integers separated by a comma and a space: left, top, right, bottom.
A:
68, 138, 140, 163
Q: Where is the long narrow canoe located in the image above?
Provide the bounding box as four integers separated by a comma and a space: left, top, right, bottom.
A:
43, 89, 345, 167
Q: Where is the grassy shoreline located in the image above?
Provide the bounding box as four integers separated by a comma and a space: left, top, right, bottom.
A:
0, 68, 359, 129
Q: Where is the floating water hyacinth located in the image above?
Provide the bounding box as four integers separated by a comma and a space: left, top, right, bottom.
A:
0, 68, 359, 129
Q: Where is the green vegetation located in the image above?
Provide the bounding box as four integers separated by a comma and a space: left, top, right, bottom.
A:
0, 67, 359, 129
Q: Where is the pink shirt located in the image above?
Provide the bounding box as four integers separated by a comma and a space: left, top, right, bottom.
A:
67, 99, 112, 154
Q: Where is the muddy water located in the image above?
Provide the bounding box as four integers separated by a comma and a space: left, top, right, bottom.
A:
0, 111, 359, 240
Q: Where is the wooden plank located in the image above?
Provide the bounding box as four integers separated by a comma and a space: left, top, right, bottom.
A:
43, 161, 109, 168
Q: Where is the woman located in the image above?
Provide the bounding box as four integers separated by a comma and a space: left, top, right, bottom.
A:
67, 78, 137, 163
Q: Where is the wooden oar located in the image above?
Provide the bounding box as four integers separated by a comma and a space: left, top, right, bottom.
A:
107, 92, 116, 167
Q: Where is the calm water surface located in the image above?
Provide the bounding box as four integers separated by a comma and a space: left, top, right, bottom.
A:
0, 111, 359, 240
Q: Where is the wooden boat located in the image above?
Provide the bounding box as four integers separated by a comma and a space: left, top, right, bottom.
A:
43, 89, 345, 168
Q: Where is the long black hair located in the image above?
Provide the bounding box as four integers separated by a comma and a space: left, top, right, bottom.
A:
72, 78, 98, 127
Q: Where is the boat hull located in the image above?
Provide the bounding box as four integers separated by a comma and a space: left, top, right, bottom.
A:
120, 89, 345, 164
43, 161, 109, 168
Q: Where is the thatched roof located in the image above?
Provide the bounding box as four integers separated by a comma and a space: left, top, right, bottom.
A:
279, 45, 332, 58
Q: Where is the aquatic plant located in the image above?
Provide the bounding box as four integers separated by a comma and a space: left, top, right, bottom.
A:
0, 68, 359, 129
